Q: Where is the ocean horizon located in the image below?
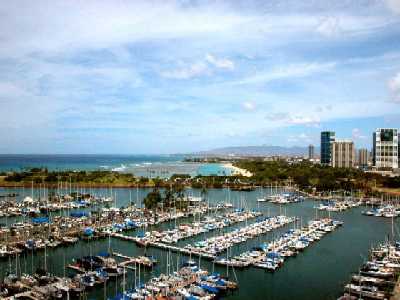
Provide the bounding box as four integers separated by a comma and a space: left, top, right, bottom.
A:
0, 154, 231, 177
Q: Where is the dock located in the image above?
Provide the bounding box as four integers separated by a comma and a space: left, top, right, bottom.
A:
110, 215, 296, 260
215, 218, 342, 270
110, 233, 217, 259
111, 251, 155, 268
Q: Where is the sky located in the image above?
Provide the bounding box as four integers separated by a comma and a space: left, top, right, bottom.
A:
0, 0, 400, 154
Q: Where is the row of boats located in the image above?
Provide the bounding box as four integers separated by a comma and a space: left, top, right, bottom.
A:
257, 193, 304, 204
0, 236, 79, 258
113, 261, 238, 300
0, 193, 113, 217
315, 200, 362, 212
1, 252, 159, 299
362, 205, 400, 218
184, 215, 296, 257
1, 270, 90, 299
214, 218, 343, 270
0, 203, 231, 258
134, 209, 262, 246
338, 242, 400, 300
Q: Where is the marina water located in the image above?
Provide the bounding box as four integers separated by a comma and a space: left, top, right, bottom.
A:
0, 187, 396, 300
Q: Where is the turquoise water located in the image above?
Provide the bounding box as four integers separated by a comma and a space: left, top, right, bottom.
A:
196, 163, 232, 176
0, 154, 180, 171
0, 187, 395, 300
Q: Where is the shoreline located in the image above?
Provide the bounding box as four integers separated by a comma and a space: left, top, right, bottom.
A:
222, 163, 253, 177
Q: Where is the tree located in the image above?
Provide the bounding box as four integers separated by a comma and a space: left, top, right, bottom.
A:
143, 188, 162, 210
163, 185, 175, 208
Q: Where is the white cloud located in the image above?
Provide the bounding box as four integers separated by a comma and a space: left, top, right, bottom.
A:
205, 54, 235, 70
265, 111, 320, 127
161, 54, 234, 79
287, 115, 320, 126
316, 17, 341, 37
352, 128, 367, 140
385, 0, 400, 14
0, 1, 392, 60
388, 72, 400, 102
265, 112, 288, 121
161, 61, 209, 79
0, 1, 254, 58
0, 82, 30, 98
242, 101, 256, 111
231, 62, 337, 85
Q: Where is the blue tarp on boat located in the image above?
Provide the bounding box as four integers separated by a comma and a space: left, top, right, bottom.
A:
125, 220, 136, 227
70, 211, 89, 218
216, 279, 226, 286
199, 284, 219, 294
83, 227, 94, 236
267, 252, 280, 259
31, 217, 49, 224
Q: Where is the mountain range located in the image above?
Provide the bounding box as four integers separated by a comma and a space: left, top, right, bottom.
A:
196, 145, 320, 157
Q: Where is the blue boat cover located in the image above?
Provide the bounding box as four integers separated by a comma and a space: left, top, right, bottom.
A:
83, 227, 94, 235
70, 211, 89, 218
32, 217, 49, 224
200, 284, 219, 294
98, 251, 110, 257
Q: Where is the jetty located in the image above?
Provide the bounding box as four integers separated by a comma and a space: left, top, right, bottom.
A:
111, 215, 295, 260
215, 218, 343, 270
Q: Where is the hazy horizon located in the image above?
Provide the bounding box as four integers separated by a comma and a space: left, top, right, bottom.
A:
0, 144, 317, 155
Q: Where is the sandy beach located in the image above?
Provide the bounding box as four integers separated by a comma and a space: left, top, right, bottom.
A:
223, 163, 253, 177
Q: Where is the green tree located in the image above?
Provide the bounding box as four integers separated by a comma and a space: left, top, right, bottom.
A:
143, 188, 162, 210
163, 185, 175, 208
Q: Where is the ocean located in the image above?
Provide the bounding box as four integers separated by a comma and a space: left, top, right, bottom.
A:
0, 154, 231, 177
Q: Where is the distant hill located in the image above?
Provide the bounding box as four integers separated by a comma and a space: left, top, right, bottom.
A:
196, 145, 320, 157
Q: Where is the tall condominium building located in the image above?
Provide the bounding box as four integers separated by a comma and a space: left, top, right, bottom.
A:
373, 128, 398, 169
321, 131, 335, 165
331, 140, 355, 168
308, 144, 314, 159
358, 148, 369, 168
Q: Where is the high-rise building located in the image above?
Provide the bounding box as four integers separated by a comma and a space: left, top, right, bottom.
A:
358, 148, 369, 168
373, 128, 398, 169
308, 144, 314, 159
331, 140, 355, 168
321, 131, 335, 165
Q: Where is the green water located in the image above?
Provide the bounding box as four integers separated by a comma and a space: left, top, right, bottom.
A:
0, 187, 396, 300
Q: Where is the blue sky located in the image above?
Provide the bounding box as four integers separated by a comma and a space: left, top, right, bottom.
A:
0, 0, 400, 154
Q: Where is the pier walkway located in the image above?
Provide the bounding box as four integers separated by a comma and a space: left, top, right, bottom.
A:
111, 215, 296, 260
